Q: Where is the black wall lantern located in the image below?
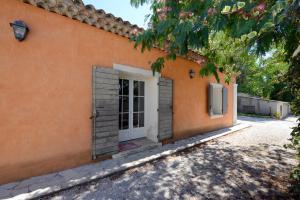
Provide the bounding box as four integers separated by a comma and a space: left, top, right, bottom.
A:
10, 20, 29, 41
189, 69, 196, 79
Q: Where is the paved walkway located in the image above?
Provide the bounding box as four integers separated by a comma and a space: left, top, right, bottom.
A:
0, 123, 250, 200
42, 117, 298, 200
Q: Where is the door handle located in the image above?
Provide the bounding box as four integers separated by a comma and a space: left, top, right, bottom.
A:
89, 110, 99, 119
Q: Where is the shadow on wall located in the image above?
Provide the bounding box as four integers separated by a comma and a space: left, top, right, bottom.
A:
48, 141, 296, 199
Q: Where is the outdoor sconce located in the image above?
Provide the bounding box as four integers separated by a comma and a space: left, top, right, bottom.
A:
10, 20, 29, 41
189, 69, 196, 79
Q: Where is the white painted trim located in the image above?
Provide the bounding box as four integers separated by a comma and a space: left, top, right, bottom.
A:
113, 63, 155, 78
233, 84, 238, 124
210, 83, 223, 88
210, 115, 224, 119
146, 76, 159, 143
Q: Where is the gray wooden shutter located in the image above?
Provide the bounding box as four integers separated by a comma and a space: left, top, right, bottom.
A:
222, 87, 228, 114
158, 77, 173, 141
209, 83, 223, 116
208, 84, 214, 116
92, 66, 119, 159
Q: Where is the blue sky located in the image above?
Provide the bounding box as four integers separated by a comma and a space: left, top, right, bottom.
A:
83, 0, 151, 28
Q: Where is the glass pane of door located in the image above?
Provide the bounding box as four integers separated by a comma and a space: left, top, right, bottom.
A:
133, 80, 145, 128
119, 79, 129, 130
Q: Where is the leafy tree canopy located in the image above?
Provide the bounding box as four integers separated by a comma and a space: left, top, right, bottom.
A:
130, 0, 299, 83
131, 0, 300, 195
238, 46, 290, 99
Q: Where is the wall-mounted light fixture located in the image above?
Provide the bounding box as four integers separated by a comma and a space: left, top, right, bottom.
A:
10, 20, 29, 41
189, 69, 195, 79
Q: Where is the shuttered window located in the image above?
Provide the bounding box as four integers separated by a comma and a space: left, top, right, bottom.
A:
209, 83, 228, 117
92, 67, 119, 159
158, 77, 173, 141
222, 87, 228, 114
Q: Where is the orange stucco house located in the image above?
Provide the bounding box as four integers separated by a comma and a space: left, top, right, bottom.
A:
0, 0, 238, 184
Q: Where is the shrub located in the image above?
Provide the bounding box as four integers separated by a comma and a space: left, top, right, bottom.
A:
273, 112, 281, 119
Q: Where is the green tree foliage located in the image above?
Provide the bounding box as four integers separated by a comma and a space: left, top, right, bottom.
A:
131, 0, 298, 79
131, 0, 300, 195
238, 47, 290, 99
199, 31, 257, 83
286, 54, 300, 196
198, 32, 290, 99
270, 82, 294, 101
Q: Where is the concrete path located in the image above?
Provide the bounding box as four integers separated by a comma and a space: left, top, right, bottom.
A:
42, 117, 298, 200
0, 123, 250, 200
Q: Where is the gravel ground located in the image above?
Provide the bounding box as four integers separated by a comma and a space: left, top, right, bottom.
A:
221, 116, 297, 146
42, 116, 298, 200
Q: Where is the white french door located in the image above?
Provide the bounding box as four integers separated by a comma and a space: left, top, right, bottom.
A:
119, 78, 146, 142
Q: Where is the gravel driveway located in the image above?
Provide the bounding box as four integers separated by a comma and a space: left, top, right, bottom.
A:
43, 116, 298, 200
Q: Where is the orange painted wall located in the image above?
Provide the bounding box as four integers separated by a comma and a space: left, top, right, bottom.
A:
0, 1, 234, 184
163, 64, 234, 140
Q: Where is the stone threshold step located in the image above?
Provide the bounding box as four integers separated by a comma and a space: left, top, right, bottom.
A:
113, 142, 162, 159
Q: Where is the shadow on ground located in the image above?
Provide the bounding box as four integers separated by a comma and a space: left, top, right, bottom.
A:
43, 141, 297, 200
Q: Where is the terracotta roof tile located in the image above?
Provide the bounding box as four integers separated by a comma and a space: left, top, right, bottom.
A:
21, 0, 203, 62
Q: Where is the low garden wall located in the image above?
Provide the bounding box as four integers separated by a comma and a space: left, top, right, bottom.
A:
237, 94, 290, 119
